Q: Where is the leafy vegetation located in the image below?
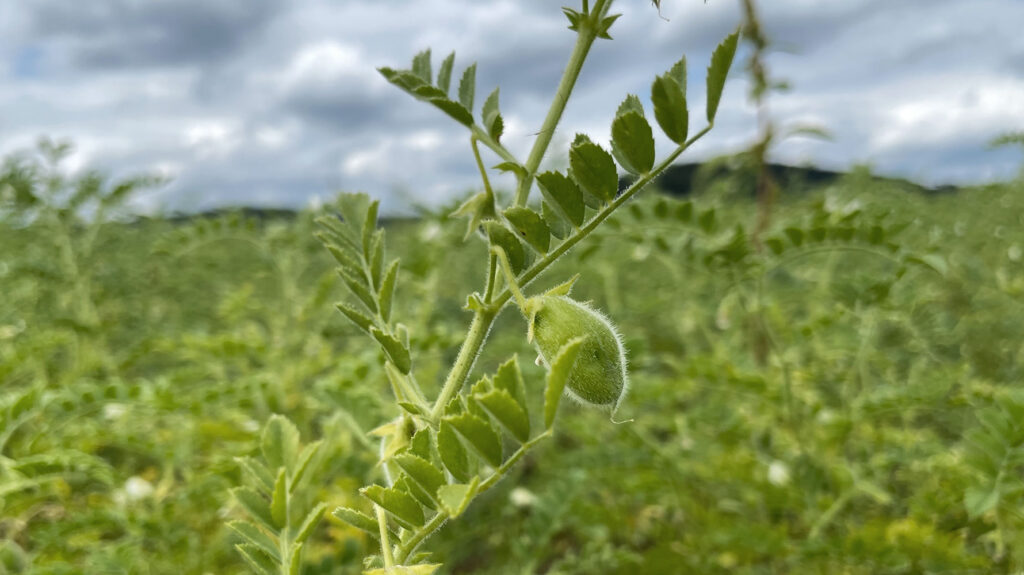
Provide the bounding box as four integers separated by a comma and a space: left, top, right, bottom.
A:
3, 0, 1024, 573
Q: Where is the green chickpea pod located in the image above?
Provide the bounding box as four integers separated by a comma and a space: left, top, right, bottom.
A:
494, 247, 630, 415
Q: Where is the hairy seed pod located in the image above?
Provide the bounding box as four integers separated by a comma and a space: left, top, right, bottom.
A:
524, 294, 629, 410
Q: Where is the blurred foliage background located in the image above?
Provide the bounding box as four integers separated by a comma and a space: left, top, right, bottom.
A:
1, 140, 1023, 573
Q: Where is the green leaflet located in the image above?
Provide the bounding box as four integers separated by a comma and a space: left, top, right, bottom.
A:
651, 71, 689, 144
261, 415, 300, 471
361, 200, 378, 261
493, 356, 528, 412
236, 543, 277, 575
394, 454, 446, 497
361, 485, 425, 529
482, 87, 504, 142
545, 336, 587, 429
459, 63, 477, 112
294, 503, 327, 544
395, 476, 436, 511
706, 29, 741, 123
333, 507, 398, 541
437, 419, 471, 482
369, 230, 384, 289
543, 202, 570, 239
232, 487, 275, 531
475, 388, 530, 443
570, 139, 618, 204
485, 222, 527, 275
236, 456, 276, 494
271, 469, 287, 528
409, 428, 434, 462
371, 328, 412, 374
503, 207, 550, 254
289, 441, 323, 494
437, 477, 480, 519
444, 412, 503, 468
338, 266, 378, 313
335, 302, 375, 334
536, 171, 585, 228
227, 521, 280, 562
411, 49, 431, 83
437, 51, 455, 95
617, 94, 645, 118
611, 111, 655, 175
379, 260, 400, 323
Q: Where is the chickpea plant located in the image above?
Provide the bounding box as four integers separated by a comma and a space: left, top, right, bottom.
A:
230, 1, 739, 572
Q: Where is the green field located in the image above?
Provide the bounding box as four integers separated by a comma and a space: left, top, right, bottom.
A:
2, 157, 1023, 573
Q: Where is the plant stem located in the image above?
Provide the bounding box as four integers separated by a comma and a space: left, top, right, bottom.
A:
471, 124, 518, 166
375, 504, 395, 568
429, 309, 496, 421
478, 430, 552, 492
470, 136, 496, 201
394, 508, 447, 564
513, 0, 612, 207
483, 253, 498, 303
497, 125, 713, 307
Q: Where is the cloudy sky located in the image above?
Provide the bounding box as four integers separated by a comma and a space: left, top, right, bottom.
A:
2, 0, 1023, 214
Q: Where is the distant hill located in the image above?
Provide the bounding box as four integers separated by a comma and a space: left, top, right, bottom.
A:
641, 161, 959, 197
157, 163, 959, 222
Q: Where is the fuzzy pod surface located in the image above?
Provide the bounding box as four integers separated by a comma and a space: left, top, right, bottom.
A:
525, 295, 629, 410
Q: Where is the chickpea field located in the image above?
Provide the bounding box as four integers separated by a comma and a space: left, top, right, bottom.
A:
4, 0, 1024, 572
2, 162, 1023, 573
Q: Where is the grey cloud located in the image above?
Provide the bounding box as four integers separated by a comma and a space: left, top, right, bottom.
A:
2, 0, 1022, 215
24, 0, 285, 69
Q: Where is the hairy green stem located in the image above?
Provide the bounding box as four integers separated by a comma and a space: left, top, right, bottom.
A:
375, 504, 395, 568
429, 309, 496, 421
513, 0, 614, 207
471, 124, 518, 166
483, 253, 498, 303
470, 136, 496, 201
